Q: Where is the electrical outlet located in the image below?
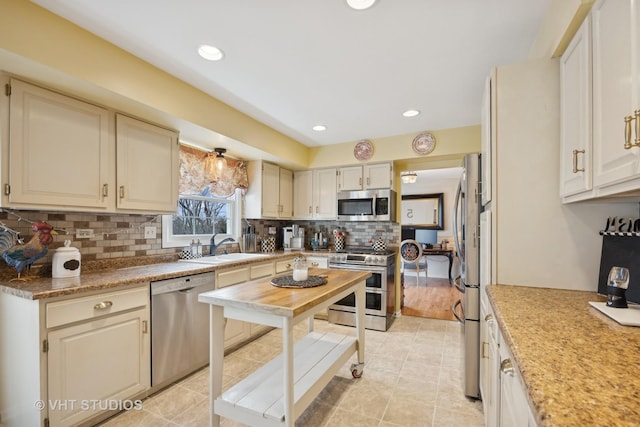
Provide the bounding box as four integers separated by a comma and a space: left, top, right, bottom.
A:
144, 226, 157, 239
76, 229, 94, 238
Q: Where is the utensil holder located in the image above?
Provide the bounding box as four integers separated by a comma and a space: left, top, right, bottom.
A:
334, 236, 344, 252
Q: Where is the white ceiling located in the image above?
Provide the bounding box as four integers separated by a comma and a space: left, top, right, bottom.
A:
32, 0, 551, 148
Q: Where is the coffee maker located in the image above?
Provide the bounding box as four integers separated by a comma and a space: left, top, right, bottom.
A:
283, 225, 304, 251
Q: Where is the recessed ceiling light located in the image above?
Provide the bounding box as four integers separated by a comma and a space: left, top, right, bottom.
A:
402, 109, 420, 117
346, 0, 377, 10
312, 125, 327, 132
198, 44, 224, 61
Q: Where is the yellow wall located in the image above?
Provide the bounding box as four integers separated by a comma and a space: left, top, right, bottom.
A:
309, 125, 481, 169
0, 0, 308, 166
0, 0, 481, 171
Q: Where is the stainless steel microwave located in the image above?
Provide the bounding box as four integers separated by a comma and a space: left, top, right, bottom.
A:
337, 189, 396, 222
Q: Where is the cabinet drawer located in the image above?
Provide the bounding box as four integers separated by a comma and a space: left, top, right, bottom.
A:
217, 267, 249, 288
250, 262, 274, 279
46, 285, 149, 329
276, 259, 294, 273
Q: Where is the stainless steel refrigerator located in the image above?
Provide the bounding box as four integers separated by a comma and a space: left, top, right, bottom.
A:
452, 152, 481, 399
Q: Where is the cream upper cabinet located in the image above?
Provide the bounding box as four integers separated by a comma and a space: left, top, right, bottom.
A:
293, 170, 313, 219
7, 79, 112, 210
337, 163, 392, 191
115, 114, 179, 213
337, 165, 363, 191
245, 161, 293, 219
293, 168, 337, 219
560, 15, 593, 199
592, 0, 640, 190
279, 167, 293, 218
312, 167, 337, 219
5, 79, 179, 213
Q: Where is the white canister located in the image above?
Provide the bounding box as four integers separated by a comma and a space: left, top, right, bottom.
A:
52, 240, 81, 278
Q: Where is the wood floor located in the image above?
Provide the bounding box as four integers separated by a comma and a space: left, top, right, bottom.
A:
401, 273, 459, 321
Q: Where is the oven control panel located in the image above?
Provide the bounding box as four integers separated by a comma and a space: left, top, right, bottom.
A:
328, 253, 392, 266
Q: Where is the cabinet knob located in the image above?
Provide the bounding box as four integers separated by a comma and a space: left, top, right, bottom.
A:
484, 313, 494, 323
500, 358, 515, 376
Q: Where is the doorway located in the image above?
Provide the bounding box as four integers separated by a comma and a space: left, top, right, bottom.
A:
399, 167, 462, 321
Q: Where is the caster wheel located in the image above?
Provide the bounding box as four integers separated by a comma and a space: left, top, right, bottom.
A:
350, 363, 363, 378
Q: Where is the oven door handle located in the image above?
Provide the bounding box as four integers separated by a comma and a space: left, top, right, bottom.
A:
328, 264, 387, 273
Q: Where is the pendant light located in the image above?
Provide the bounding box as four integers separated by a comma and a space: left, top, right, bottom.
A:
401, 171, 418, 184
205, 148, 227, 179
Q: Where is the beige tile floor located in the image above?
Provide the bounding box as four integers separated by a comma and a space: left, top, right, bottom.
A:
100, 316, 484, 427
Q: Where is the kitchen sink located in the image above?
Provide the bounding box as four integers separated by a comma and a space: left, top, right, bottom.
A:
179, 253, 270, 265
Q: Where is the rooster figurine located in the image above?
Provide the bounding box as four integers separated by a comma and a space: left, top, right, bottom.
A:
1, 222, 57, 280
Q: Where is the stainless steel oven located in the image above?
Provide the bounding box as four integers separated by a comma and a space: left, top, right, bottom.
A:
327, 249, 395, 331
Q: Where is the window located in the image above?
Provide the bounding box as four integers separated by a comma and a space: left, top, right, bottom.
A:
162, 188, 241, 249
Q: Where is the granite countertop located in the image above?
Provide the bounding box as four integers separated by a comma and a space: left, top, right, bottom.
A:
487, 284, 640, 426
0, 252, 299, 300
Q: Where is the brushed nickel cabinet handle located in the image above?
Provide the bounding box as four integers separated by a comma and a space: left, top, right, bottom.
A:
367, 177, 370, 186
359, 177, 362, 186
94, 301, 113, 310
572, 149, 585, 173
308, 206, 312, 214
102, 184, 108, 197
481, 341, 489, 359
311, 262, 319, 267
142, 320, 148, 334
625, 115, 635, 149
119, 186, 125, 198
500, 358, 515, 376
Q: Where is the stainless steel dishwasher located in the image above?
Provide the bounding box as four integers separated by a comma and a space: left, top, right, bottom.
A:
151, 272, 215, 389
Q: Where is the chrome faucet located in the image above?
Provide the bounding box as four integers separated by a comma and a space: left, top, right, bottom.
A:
209, 234, 235, 255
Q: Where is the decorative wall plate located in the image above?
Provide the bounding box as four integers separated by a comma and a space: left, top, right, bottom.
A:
353, 139, 373, 160
412, 132, 436, 155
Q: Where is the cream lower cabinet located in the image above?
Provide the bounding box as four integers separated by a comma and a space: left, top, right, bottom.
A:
0, 284, 150, 427
480, 290, 500, 427
4, 78, 179, 213
216, 261, 278, 348
498, 331, 537, 427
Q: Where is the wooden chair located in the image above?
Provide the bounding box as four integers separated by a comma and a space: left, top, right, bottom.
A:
400, 239, 428, 285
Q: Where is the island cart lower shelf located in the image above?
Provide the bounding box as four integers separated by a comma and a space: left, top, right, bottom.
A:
198, 268, 370, 427
216, 331, 357, 426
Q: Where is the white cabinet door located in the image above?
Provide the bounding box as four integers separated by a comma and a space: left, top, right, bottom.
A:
560, 15, 593, 198
8, 79, 112, 210
293, 170, 313, 219
499, 331, 536, 427
47, 307, 150, 427
337, 166, 363, 191
116, 114, 179, 213
279, 167, 293, 218
364, 163, 392, 189
313, 168, 337, 219
592, 0, 640, 188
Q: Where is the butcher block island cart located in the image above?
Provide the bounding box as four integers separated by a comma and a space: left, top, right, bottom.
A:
198, 268, 370, 427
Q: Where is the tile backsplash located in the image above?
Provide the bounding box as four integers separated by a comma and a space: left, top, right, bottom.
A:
0, 210, 173, 278
0, 208, 400, 279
